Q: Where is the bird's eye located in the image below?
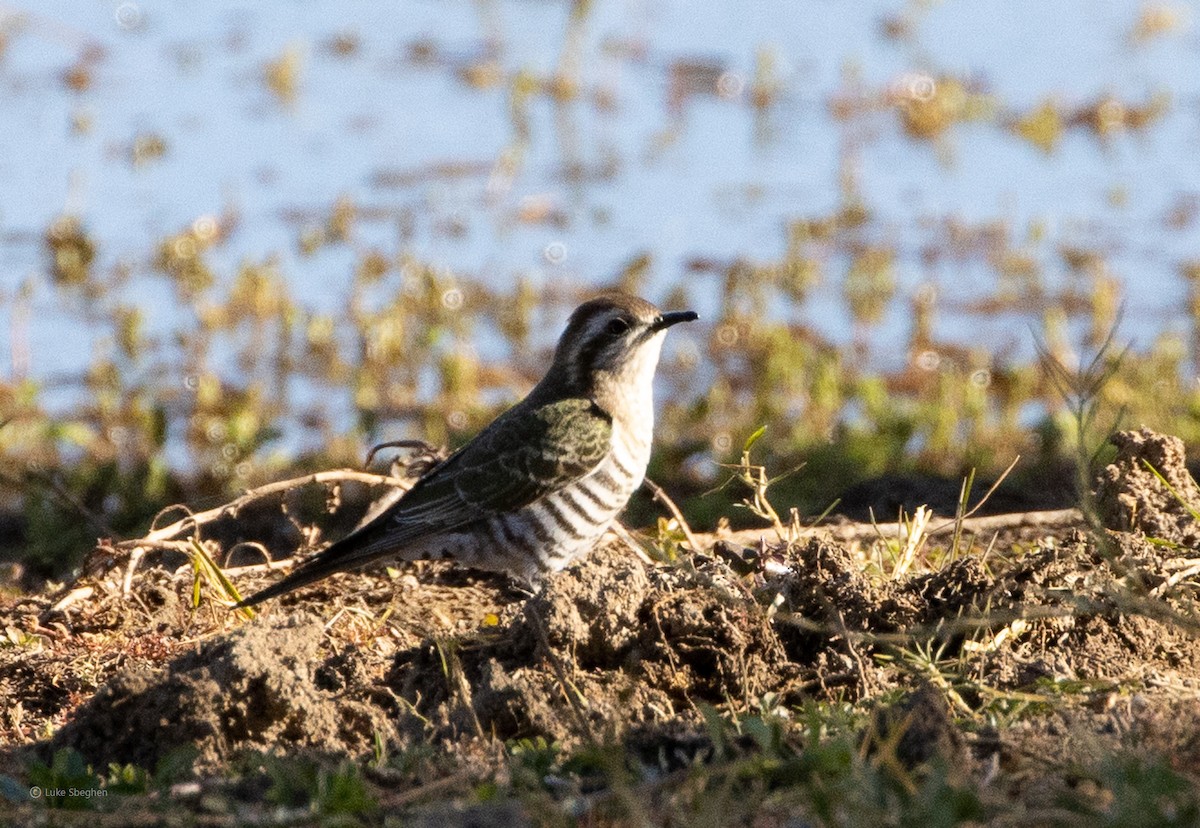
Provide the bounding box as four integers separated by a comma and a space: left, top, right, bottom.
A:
606, 317, 630, 336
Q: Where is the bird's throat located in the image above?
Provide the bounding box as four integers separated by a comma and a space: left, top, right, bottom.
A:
593, 331, 664, 442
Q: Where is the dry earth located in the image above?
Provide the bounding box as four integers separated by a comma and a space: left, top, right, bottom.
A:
1, 427, 1199, 825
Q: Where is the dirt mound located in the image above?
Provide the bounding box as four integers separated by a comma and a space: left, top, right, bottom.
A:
1095, 426, 1200, 547
385, 545, 795, 747
516, 542, 653, 667
50, 616, 388, 771
976, 530, 1200, 687
381, 516, 1200, 755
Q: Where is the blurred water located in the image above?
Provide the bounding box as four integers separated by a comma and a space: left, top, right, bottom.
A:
1, 0, 1198, 390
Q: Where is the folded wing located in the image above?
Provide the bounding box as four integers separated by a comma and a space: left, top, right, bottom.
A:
235, 398, 612, 606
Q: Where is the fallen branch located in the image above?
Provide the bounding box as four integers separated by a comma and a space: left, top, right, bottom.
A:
111, 469, 413, 550
706, 507, 1083, 550
87, 469, 415, 589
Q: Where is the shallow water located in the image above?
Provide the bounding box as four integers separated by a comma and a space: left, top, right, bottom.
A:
2, 0, 1197, 393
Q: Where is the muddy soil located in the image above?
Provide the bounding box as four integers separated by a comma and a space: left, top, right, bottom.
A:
2, 427, 1199, 824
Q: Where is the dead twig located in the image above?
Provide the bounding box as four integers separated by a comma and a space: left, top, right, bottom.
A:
364, 439, 444, 473
834, 608, 874, 697
607, 521, 655, 565
641, 476, 703, 553
112, 469, 413, 551
122, 546, 144, 596
1149, 559, 1200, 599
706, 507, 1083, 551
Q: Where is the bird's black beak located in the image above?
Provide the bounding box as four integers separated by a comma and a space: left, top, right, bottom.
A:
653, 310, 699, 331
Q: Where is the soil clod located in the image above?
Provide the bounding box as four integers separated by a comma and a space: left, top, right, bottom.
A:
1096, 426, 1200, 546
50, 616, 389, 771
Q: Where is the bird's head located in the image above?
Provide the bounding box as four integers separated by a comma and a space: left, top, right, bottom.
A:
542, 292, 697, 413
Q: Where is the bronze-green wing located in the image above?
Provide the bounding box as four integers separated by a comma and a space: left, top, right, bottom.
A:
234, 398, 612, 606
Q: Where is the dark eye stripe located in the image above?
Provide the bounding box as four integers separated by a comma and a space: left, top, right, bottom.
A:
575, 315, 623, 372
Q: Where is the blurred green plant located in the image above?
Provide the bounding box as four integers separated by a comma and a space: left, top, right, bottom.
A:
24, 748, 104, 811
4, 195, 1200, 578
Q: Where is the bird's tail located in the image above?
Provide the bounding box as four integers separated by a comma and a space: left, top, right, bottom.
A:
233, 557, 337, 609
233, 527, 394, 609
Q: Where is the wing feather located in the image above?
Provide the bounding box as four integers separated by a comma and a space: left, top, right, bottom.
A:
235, 398, 612, 606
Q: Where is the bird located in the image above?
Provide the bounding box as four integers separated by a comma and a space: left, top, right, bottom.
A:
235, 292, 697, 607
